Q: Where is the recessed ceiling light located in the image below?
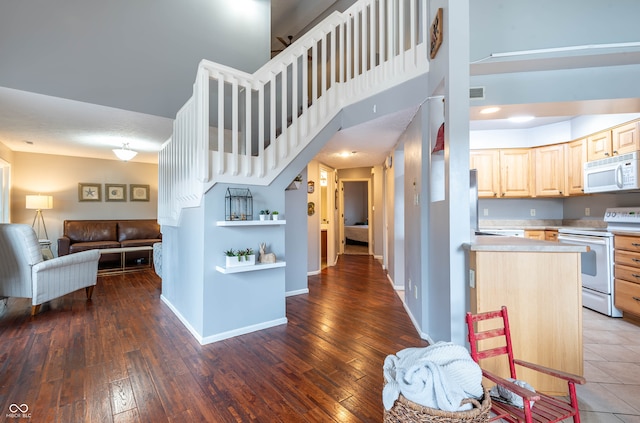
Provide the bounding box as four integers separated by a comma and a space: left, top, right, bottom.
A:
508, 115, 535, 123
480, 107, 500, 114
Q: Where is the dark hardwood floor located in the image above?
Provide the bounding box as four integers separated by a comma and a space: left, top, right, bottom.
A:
0, 255, 427, 422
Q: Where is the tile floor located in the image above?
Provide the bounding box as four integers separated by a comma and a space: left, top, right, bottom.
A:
579, 308, 640, 423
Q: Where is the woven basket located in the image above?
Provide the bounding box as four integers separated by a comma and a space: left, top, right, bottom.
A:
383, 388, 491, 423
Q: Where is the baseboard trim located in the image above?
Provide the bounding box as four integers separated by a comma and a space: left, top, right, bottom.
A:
161, 295, 288, 345
400, 299, 435, 344
200, 318, 288, 345
286, 288, 309, 297
160, 295, 203, 344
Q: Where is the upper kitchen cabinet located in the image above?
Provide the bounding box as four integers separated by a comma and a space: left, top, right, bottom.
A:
534, 144, 565, 197
470, 149, 532, 198
612, 120, 640, 155
587, 130, 612, 161
470, 150, 500, 197
566, 138, 587, 195
500, 149, 533, 197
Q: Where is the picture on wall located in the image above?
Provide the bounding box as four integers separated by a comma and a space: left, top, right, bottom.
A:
78, 183, 102, 202
105, 184, 127, 202
130, 184, 150, 202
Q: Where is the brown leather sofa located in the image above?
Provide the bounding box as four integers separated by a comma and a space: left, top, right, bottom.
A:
58, 219, 161, 264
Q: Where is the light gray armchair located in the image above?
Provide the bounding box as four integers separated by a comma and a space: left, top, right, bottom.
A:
0, 223, 100, 315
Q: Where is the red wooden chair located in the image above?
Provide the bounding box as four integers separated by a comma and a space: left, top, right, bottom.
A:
465, 306, 585, 423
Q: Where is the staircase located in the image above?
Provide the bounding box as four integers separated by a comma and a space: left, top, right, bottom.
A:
159, 0, 430, 226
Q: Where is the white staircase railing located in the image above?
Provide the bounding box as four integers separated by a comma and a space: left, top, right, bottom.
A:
159, 0, 429, 226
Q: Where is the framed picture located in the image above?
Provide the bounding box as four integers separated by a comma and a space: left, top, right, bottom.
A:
78, 183, 102, 202
430, 8, 443, 59
105, 184, 127, 202
130, 184, 150, 202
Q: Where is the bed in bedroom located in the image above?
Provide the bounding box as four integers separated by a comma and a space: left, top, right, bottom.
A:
345, 224, 369, 245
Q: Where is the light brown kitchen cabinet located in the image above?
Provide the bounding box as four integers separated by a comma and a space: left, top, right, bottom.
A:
545, 230, 559, 242
613, 234, 640, 323
534, 144, 565, 197
470, 150, 501, 198
469, 247, 583, 395
587, 130, 613, 161
500, 149, 532, 197
566, 138, 587, 195
612, 121, 640, 155
524, 230, 545, 240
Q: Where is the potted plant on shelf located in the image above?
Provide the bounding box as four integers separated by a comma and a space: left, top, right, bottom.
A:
259, 209, 270, 221
271, 210, 279, 220
224, 248, 255, 267
286, 174, 303, 190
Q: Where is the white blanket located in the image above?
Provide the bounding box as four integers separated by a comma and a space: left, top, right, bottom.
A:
383, 342, 484, 412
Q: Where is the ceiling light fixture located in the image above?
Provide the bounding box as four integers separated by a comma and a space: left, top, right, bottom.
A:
113, 143, 138, 161
480, 107, 501, 114
508, 116, 535, 123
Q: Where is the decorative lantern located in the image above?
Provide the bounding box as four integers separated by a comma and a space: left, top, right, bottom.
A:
225, 188, 253, 221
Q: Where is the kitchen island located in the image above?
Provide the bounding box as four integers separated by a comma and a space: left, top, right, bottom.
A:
464, 235, 588, 395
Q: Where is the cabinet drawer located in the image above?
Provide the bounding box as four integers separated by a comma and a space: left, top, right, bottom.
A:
614, 249, 640, 268
614, 264, 640, 284
614, 235, 640, 252
615, 279, 640, 316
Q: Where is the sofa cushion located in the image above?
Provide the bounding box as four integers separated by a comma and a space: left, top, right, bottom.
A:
120, 238, 162, 248
66, 221, 117, 243
69, 240, 121, 253
118, 221, 161, 242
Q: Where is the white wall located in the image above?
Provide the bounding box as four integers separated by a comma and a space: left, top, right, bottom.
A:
11, 152, 158, 255
0, 0, 271, 119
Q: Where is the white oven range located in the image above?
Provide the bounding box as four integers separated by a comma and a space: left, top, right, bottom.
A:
558, 227, 620, 317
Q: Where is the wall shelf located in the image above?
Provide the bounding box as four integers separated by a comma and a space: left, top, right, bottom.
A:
216, 220, 286, 227
215, 261, 286, 274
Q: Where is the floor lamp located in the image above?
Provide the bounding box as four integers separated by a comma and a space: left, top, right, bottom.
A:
26, 195, 53, 241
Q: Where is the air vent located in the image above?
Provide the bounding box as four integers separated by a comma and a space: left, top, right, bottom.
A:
469, 87, 485, 100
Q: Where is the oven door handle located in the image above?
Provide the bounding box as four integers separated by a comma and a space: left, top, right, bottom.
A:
558, 235, 608, 245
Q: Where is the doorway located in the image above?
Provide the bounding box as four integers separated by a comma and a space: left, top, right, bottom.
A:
319, 166, 336, 268
340, 179, 371, 255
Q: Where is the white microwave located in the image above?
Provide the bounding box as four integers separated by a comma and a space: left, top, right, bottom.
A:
584, 151, 640, 193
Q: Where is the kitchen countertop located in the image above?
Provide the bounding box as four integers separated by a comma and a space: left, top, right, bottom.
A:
464, 235, 589, 252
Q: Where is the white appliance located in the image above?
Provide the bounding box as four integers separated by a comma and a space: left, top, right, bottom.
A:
583, 151, 640, 193
557, 227, 620, 317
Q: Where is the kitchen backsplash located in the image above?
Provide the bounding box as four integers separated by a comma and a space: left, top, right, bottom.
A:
480, 219, 606, 229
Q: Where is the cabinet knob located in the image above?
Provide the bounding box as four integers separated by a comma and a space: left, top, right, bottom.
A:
632, 243, 640, 247
605, 152, 610, 156
634, 296, 640, 302
632, 274, 640, 278
613, 150, 618, 155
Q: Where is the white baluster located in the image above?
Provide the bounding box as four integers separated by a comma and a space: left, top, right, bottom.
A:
231, 77, 239, 176
217, 76, 225, 175
258, 84, 265, 177
244, 82, 252, 177
281, 64, 288, 159
270, 71, 276, 169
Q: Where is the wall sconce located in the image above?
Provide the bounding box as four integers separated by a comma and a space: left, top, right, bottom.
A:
26, 194, 53, 240
113, 143, 138, 161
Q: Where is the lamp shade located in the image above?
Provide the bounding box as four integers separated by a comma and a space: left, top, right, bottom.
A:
26, 195, 53, 210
